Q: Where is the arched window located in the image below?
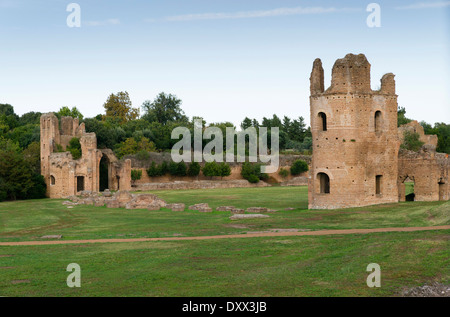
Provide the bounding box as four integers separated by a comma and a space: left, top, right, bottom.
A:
318, 112, 327, 131
50, 175, 56, 186
318, 172, 330, 194
374, 111, 382, 133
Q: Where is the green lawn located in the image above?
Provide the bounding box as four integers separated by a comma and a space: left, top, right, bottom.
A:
0, 186, 449, 296
0, 186, 448, 242
0, 230, 448, 296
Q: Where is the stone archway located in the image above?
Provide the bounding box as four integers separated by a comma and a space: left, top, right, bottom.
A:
99, 154, 110, 192
438, 178, 445, 201
400, 175, 415, 201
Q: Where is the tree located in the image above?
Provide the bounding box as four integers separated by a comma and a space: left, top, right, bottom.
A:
23, 141, 41, 174
58, 106, 84, 121
241, 117, 252, 130
0, 138, 34, 200
401, 130, 424, 152
142, 92, 188, 125
434, 122, 450, 154
114, 137, 156, 159
67, 137, 82, 160
5, 124, 40, 149
398, 106, 412, 127
0, 104, 19, 130
103, 91, 140, 124
19, 111, 42, 125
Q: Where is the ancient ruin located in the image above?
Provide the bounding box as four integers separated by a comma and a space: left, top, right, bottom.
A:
40, 53, 449, 209
40, 113, 131, 198
308, 53, 449, 209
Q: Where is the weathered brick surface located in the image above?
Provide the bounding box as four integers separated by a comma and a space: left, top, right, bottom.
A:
40, 113, 131, 199
309, 54, 449, 209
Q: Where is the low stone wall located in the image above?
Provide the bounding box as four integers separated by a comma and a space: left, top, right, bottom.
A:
279, 176, 309, 186
133, 179, 271, 191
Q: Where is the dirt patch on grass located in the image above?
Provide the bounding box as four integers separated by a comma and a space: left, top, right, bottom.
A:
401, 283, 450, 297
0, 267, 15, 269
11, 280, 31, 284
0, 255, 14, 257
224, 224, 250, 229
247, 228, 311, 234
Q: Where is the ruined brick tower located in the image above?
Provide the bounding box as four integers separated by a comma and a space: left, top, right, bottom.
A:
40, 113, 131, 198
308, 54, 400, 209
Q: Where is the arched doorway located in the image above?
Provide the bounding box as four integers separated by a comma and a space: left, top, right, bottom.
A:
403, 176, 415, 201
438, 179, 445, 201
318, 172, 330, 194
99, 154, 110, 192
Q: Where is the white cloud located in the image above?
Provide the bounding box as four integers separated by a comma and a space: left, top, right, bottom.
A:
149, 6, 361, 22
84, 19, 120, 27
395, 1, 450, 10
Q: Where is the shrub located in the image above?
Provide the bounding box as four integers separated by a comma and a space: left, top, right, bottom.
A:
241, 162, 267, 183
291, 159, 309, 175
247, 174, 260, 183
218, 162, 231, 178
176, 162, 187, 176
160, 161, 168, 175
401, 130, 424, 152
290, 160, 309, 176
146, 162, 159, 177
55, 143, 64, 153
202, 162, 219, 178
168, 161, 179, 176
67, 137, 82, 160
131, 169, 143, 181
187, 162, 201, 177
279, 168, 289, 178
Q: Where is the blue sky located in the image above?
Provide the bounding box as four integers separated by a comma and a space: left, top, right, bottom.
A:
0, 0, 449, 127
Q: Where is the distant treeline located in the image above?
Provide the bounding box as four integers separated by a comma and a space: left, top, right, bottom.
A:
0, 93, 448, 201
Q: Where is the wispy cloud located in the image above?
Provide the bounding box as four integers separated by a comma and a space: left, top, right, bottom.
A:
395, 1, 450, 10
84, 19, 120, 27
147, 6, 361, 22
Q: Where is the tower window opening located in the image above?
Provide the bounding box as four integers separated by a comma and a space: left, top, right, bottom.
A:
375, 111, 382, 133
318, 112, 327, 131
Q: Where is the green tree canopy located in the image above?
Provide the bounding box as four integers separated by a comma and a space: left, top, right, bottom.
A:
103, 91, 140, 124
142, 92, 188, 125
57, 106, 84, 121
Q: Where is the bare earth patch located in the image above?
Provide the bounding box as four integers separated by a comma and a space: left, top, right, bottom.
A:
401, 283, 450, 297
11, 280, 31, 284
247, 228, 311, 234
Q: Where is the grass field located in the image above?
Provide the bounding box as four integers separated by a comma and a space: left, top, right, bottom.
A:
0, 186, 449, 296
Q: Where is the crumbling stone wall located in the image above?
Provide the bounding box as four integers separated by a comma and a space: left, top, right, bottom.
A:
308, 54, 449, 209
398, 120, 438, 151
40, 113, 131, 198
308, 54, 400, 209
398, 150, 449, 201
